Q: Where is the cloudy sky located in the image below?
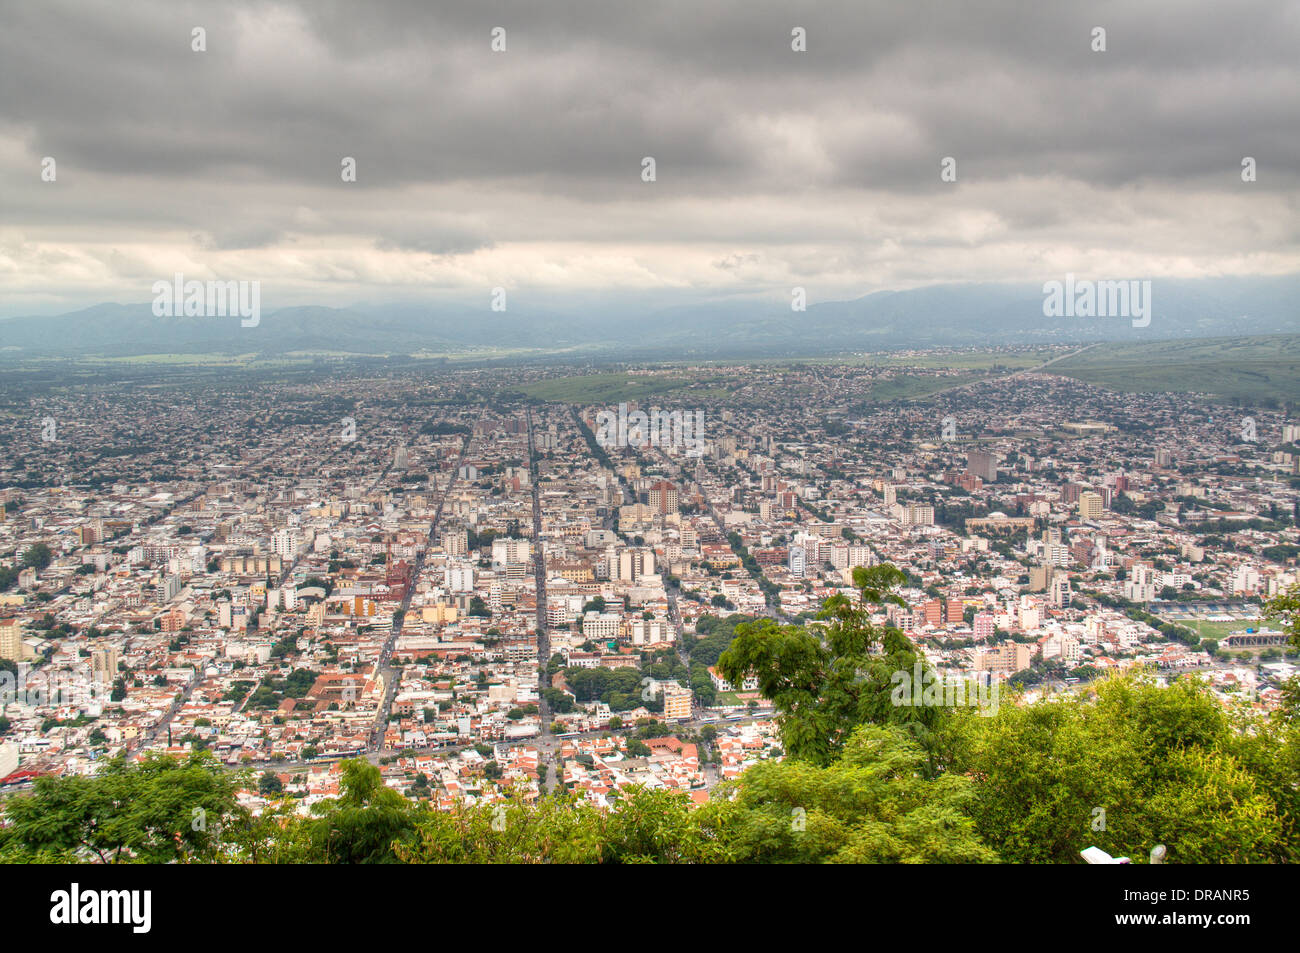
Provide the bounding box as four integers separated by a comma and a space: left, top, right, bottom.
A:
2, 0, 1298, 317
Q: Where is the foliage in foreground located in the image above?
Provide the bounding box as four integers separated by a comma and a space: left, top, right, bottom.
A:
5, 667, 1296, 864
3, 576, 1298, 864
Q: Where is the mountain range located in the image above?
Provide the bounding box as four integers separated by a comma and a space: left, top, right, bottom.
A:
2, 275, 1296, 361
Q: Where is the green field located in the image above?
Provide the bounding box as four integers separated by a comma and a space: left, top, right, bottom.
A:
18, 335, 1300, 408
1050, 335, 1300, 404
867, 347, 1064, 370
98, 352, 264, 365
1181, 619, 1261, 641
868, 371, 989, 402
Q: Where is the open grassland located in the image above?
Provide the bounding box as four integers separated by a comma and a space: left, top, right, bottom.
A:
864, 347, 1064, 370
868, 372, 988, 401
97, 352, 264, 365
1050, 335, 1300, 404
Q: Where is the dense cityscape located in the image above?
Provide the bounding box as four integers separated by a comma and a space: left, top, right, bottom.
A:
2, 356, 1297, 823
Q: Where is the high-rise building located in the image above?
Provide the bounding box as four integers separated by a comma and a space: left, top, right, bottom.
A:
800, 531, 822, 566
1078, 491, 1104, 520
91, 646, 119, 685
444, 560, 475, 593
443, 528, 468, 557
615, 547, 655, 582
904, 503, 935, 526
1124, 562, 1157, 602
491, 537, 531, 570
1060, 482, 1086, 505
1049, 575, 1072, 608
627, 618, 672, 646
974, 641, 1033, 676
271, 528, 301, 559
1018, 597, 1041, 631
921, 599, 945, 626
847, 545, 874, 568
662, 682, 692, 719
0, 619, 26, 661
647, 480, 679, 513
1231, 564, 1260, 595
966, 450, 999, 482
788, 545, 806, 578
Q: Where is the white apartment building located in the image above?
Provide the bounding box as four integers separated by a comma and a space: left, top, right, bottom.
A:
491, 537, 531, 571
581, 612, 622, 641
444, 560, 475, 593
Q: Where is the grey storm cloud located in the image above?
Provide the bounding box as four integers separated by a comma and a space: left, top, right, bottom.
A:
0, 0, 1297, 314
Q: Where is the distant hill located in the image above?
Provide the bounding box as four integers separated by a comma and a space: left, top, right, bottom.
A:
2, 275, 1296, 360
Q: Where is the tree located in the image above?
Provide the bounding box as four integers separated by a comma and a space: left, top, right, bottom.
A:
258, 771, 283, 796
944, 672, 1289, 863
302, 759, 419, 863
394, 787, 609, 863
22, 543, 53, 570
715, 724, 996, 863
1266, 584, 1300, 650
718, 564, 939, 766
0, 753, 244, 863
542, 687, 574, 713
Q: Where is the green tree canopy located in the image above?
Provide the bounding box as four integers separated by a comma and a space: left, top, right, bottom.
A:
718, 564, 939, 765
944, 674, 1291, 863
0, 752, 243, 863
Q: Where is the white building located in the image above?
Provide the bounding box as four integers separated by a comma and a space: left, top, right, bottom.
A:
444, 560, 475, 593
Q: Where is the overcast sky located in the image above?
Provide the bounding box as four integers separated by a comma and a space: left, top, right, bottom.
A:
2, 0, 1298, 317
